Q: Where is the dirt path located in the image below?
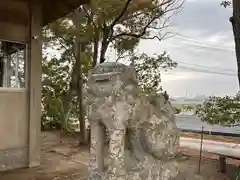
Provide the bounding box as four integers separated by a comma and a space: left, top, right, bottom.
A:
0, 132, 89, 180
0, 131, 239, 180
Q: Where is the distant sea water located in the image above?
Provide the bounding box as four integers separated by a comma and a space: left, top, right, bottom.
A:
176, 114, 240, 135
171, 100, 203, 105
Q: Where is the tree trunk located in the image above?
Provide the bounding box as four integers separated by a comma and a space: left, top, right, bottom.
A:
92, 35, 99, 68
61, 89, 73, 131
231, 0, 240, 88
99, 26, 110, 64
70, 8, 87, 145
61, 59, 78, 132
77, 42, 86, 145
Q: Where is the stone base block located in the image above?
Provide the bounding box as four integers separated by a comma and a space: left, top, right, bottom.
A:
0, 146, 28, 171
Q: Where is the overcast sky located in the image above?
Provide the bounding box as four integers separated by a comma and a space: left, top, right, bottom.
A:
137, 0, 238, 97
48, 0, 238, 97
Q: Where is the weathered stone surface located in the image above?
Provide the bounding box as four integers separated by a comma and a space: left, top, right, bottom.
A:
86, 62, 180, 180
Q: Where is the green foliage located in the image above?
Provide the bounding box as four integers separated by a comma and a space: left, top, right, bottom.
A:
196, 93, 240, 127
221, 0, 231, 8
173, 107, 181, 114
41, 0, 183, 131
41, 56, 72, 130
84, 0, 183, 63
194, 104, 202, 114
183, 104, 194, 112
134, 51, 177, 94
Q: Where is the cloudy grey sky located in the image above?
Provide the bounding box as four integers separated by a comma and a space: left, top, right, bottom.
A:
137, 0, 238, 97
48, 0, 238, 97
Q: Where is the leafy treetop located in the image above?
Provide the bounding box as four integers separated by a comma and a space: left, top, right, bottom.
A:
196, 92, 240, 127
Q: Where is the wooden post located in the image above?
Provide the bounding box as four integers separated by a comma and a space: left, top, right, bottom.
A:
28, 0, 42, 167
198, 126, 204, 174
219, 155, 226, 173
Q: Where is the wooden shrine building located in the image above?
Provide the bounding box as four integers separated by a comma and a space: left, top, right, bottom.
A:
0, 0, 88, 171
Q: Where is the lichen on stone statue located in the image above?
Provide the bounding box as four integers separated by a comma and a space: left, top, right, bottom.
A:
86, 62, 180, 180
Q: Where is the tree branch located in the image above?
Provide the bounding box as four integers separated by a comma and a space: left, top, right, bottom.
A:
104, 0, 133, 52
92, 33, 99, 67
99, 24, 110, 63
116, 52, 132, 62
99, 0, 133, 64
109, 0, 133, 30
82, 5, 98, 29
113, 11, 164, 39
112, 0, 184, 41
142, 32, 176, 41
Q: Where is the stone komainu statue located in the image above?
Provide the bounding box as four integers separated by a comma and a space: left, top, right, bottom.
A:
85, 62, 180, 180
